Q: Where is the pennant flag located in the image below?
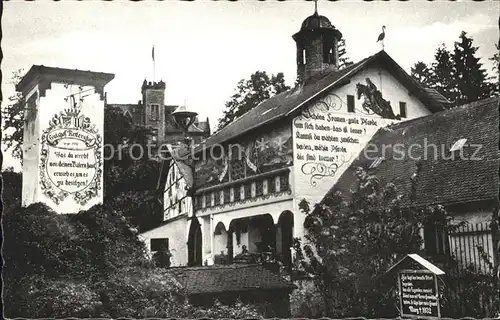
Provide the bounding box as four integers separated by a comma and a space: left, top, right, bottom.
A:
152, 45, 155, 61
245, 147, 258, 173
219, 156, 229, 182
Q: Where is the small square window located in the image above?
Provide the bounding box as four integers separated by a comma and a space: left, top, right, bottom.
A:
268, 178, 276, 194
224, 189, 230, 203
204, 194, 210, 207
150, 104, 160, 121
214, 192, 220, 206
399, 102, 407, 118
256, 181, 264, 197
151, 238, 169, 252
244, 184, 251, 199
234, 186, 241, 201
279, 174, 289, 191
347, 95, 355, 113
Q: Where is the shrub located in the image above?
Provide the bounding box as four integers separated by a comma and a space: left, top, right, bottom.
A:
294, 168, 456, 317
2, 202, 265, 319
95, 266, 184, 318
8, 275, 100, 318
190, 299, 263, 319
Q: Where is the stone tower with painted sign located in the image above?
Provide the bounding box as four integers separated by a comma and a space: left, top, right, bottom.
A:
16, 66, 114, 214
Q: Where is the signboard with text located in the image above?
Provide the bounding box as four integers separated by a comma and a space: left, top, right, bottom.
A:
36, 83, 104, 213
399, 270, 441, 318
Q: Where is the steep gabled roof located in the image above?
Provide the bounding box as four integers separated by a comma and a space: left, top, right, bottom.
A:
195, 50, 447, 153
423, 88, 453, 108
167, 264, 296, 295
156, 144, 194, 194
328, 96, 499, 208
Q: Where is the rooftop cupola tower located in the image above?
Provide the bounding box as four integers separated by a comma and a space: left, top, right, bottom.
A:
293, 4, 343, 84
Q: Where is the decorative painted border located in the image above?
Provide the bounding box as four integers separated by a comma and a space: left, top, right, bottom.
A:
39, 101, 102, 206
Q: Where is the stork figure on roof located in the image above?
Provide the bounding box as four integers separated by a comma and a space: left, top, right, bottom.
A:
377, 26, 386, 50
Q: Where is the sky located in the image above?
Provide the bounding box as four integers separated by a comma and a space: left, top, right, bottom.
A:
2, 0, 499, 170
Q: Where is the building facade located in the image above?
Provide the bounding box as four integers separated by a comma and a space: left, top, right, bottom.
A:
16, 66, 114, 214
106, 80, 211, 147
140, 145, 194, 266
147, 9, 451, 267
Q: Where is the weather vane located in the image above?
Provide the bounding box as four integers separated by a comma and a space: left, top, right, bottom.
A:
313, 0, 318, 14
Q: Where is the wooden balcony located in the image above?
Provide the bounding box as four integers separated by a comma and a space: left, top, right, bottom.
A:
193, 167, 291, 213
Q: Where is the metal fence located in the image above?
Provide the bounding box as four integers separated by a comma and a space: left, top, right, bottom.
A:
448, 221, 495, 275
443, 221, 498, 317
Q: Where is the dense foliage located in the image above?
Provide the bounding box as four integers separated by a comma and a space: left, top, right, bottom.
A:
411, 31, 496, 105
216, 71, 290, 130
2, 202, 263, 318
2, 69, 25, 159
293, 167, 458, 317
337, 38, 354, 69
453, 32, 496, 104
1, 167, 22, 212
103, 105, 162, 231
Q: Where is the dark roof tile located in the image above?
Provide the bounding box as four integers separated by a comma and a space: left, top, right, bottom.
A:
167, 264, 295, 295
329, 96, 499, 207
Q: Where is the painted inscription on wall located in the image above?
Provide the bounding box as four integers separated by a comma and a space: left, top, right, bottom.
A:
292, 92, 397, 205
40, 94, 102, 206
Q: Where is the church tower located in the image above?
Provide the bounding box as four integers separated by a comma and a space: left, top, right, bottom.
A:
293, 5, 343, 84
141, 79, 166, 144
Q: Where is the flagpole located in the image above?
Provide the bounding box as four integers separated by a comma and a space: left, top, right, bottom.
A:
152, 45, 156, 82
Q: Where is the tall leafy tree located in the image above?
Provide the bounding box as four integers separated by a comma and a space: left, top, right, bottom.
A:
216, 71, 290, 130
1, 167, 22, 212
431, 44, 458, 103
410, 61, 433, 87
488, 43, 499, 95
2, 70, 25, 160
411, 34, 496, 106
103, 106, 162, 231
337, 38, 354, 69
453, 31, 494, 104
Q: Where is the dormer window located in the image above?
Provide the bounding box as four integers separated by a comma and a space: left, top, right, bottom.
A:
369, 157, 384, 169
450, 138, 467, 152
123, 109, 133, 119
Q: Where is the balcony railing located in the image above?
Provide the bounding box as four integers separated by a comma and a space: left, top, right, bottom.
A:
193, 167, 291, 212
